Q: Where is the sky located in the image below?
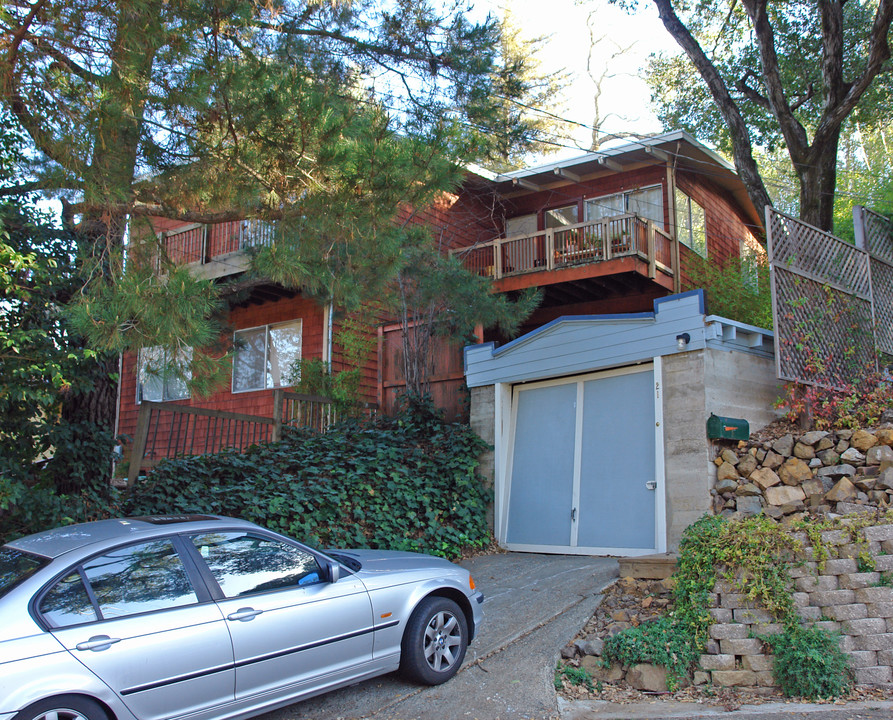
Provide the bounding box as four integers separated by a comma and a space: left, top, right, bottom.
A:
479, 0, 683, 162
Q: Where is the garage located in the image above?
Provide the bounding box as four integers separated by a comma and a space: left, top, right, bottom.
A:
505, 364, 664, 554
464, 291, 780, 555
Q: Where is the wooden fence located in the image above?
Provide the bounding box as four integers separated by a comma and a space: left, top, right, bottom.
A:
126, 390, 375, 487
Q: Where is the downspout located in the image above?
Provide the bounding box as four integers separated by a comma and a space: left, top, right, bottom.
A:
322, 301, 334, 365
113, 351, 123, 480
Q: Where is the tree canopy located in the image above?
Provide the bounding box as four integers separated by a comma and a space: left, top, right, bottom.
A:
642, 0, 893, 232
1, 0, 550, 424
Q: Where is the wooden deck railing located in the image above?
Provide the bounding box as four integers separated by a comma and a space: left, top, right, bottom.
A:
452, 214, 675, 281
126, 390, 376, 487
157, 219, 275, 268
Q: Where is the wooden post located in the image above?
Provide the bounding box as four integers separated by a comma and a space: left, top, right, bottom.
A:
272, 388, 283, 442
127, 401, 154, 488
546, 229, 554, 270
647, 221, 656, 279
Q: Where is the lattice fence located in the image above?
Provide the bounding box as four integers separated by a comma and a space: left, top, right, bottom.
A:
767, 207, 891, 389
861, 208, 893, 357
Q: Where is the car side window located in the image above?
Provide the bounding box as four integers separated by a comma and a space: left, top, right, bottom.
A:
81, 539, 198, 619
190, 532, 323, 598
40, 571, 98, 627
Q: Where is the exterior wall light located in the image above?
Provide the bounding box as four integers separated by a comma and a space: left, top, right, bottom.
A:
676, 332, 691, 351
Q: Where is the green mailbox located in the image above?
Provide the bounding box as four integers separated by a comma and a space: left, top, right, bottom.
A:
707, 413, 749, 441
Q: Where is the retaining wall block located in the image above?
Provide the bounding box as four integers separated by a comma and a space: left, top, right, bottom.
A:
791, 592, 811, 608
873, 555, 893, 572
794, 575, 838, 593
824, 603, 868, 622
742, 655, 774, 672
709, 623, 749, 640
709, 608, 733, 623
842, 617, 888, 636
864, 525, 893, 542
813, 620, 842, 634
699, 654, 736, 671
840, 542, 882, 558
820, 530, 848, 545
711, 670, 758, 687
797, 606, 823, 621
809, 589, 856, 606
847, 650, 879, 668
855, 587, 893, 604
822, 558, 859, 574
713, 580, 735, 594
732, 608, 774, 624
787, 561, 817, 578
721, 593, 753, 609
882, 539, 893, 554
877, 649, 893, 665
853, 633, 893, 651
720, 638, 764, 656
855, 666, 893, 684
867, 603, 893, 618
754, 623, 784, 635
755, 671, 776, 687
839, 572, 882, 589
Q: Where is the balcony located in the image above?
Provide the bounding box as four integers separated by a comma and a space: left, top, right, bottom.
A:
452, 214, 677, 296
157, 219, 275, 280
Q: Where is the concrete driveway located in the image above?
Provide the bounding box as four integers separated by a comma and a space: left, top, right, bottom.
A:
258, 552, 619, 720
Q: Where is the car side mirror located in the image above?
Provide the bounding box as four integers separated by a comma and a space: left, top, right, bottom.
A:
327, 561, 340, 584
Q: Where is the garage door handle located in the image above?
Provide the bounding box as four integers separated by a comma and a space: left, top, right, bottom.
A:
646, 481, 657, 490
76, 635, 121, 652
571, 507, 577, 522
227, 607, 263, 622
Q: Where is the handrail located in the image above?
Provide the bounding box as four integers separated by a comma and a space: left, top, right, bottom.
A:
451, 213, 675, 281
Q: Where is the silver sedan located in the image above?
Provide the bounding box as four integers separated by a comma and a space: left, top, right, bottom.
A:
0, 515, 483, 720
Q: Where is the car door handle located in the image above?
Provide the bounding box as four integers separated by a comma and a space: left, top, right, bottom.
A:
227, 607, 263, 622
76, 635, 121, 652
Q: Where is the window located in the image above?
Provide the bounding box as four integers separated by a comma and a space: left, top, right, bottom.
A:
232, 320, 302, 393
138, 346, 192, 402
190, 532, 322, 597
741, 237, 762, 291
40, 539, 199, 626
544, 204, 578, 229
0, 547, 46, 600
675, 188, 707, 257
83, 539, 198, 619
585, 186, 664, 227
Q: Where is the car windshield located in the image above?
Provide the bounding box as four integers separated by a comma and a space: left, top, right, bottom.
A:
0, 546, 47, 599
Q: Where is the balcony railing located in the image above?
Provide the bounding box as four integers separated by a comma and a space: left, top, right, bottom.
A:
452, 214, 675, 281
157, 219, 275, 268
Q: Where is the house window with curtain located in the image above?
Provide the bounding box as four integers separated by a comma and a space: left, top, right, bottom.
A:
137, 346, 192, 402
585, 186, 664, 227
232, 319, 302, 393
674, 188, 707, 257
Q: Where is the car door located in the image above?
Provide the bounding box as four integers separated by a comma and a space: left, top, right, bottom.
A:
42, 537, 235, 720
187, 531, 374, 701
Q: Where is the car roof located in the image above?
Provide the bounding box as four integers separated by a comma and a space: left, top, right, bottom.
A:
5, 515, 255, 559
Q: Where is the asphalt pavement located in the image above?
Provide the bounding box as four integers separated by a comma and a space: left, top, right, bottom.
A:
254, 551, 893, 720
257, 552, 618, 720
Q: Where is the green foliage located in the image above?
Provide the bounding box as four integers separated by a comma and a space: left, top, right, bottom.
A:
604, 515, 799, 688
123, 400, 491, 558
761, 625, 852, 699
554, 662, 595, 691
0, 117, 118, 492
683, 253, 773, 329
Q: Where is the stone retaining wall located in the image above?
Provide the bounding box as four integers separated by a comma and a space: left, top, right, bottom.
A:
698, 521, 893, 687
714, 426, 893, 519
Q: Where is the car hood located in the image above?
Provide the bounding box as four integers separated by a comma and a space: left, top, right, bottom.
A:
330, 549, 469, 591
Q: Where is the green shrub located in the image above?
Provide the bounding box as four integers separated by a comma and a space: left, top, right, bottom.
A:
762, 625, 852, 699
123, 399, 491, 558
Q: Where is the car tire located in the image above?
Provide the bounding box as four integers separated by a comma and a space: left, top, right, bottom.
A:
13, 696, 108, 720
400, 596, 468, 685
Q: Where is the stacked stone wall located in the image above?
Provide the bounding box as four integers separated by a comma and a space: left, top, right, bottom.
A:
713, 427, 893, 518
699, 521, 893, 687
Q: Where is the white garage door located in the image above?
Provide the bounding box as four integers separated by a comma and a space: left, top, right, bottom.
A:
503, 364, 665, 555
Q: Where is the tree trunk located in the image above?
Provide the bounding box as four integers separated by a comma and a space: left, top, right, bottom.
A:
796, 130, 841, 232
